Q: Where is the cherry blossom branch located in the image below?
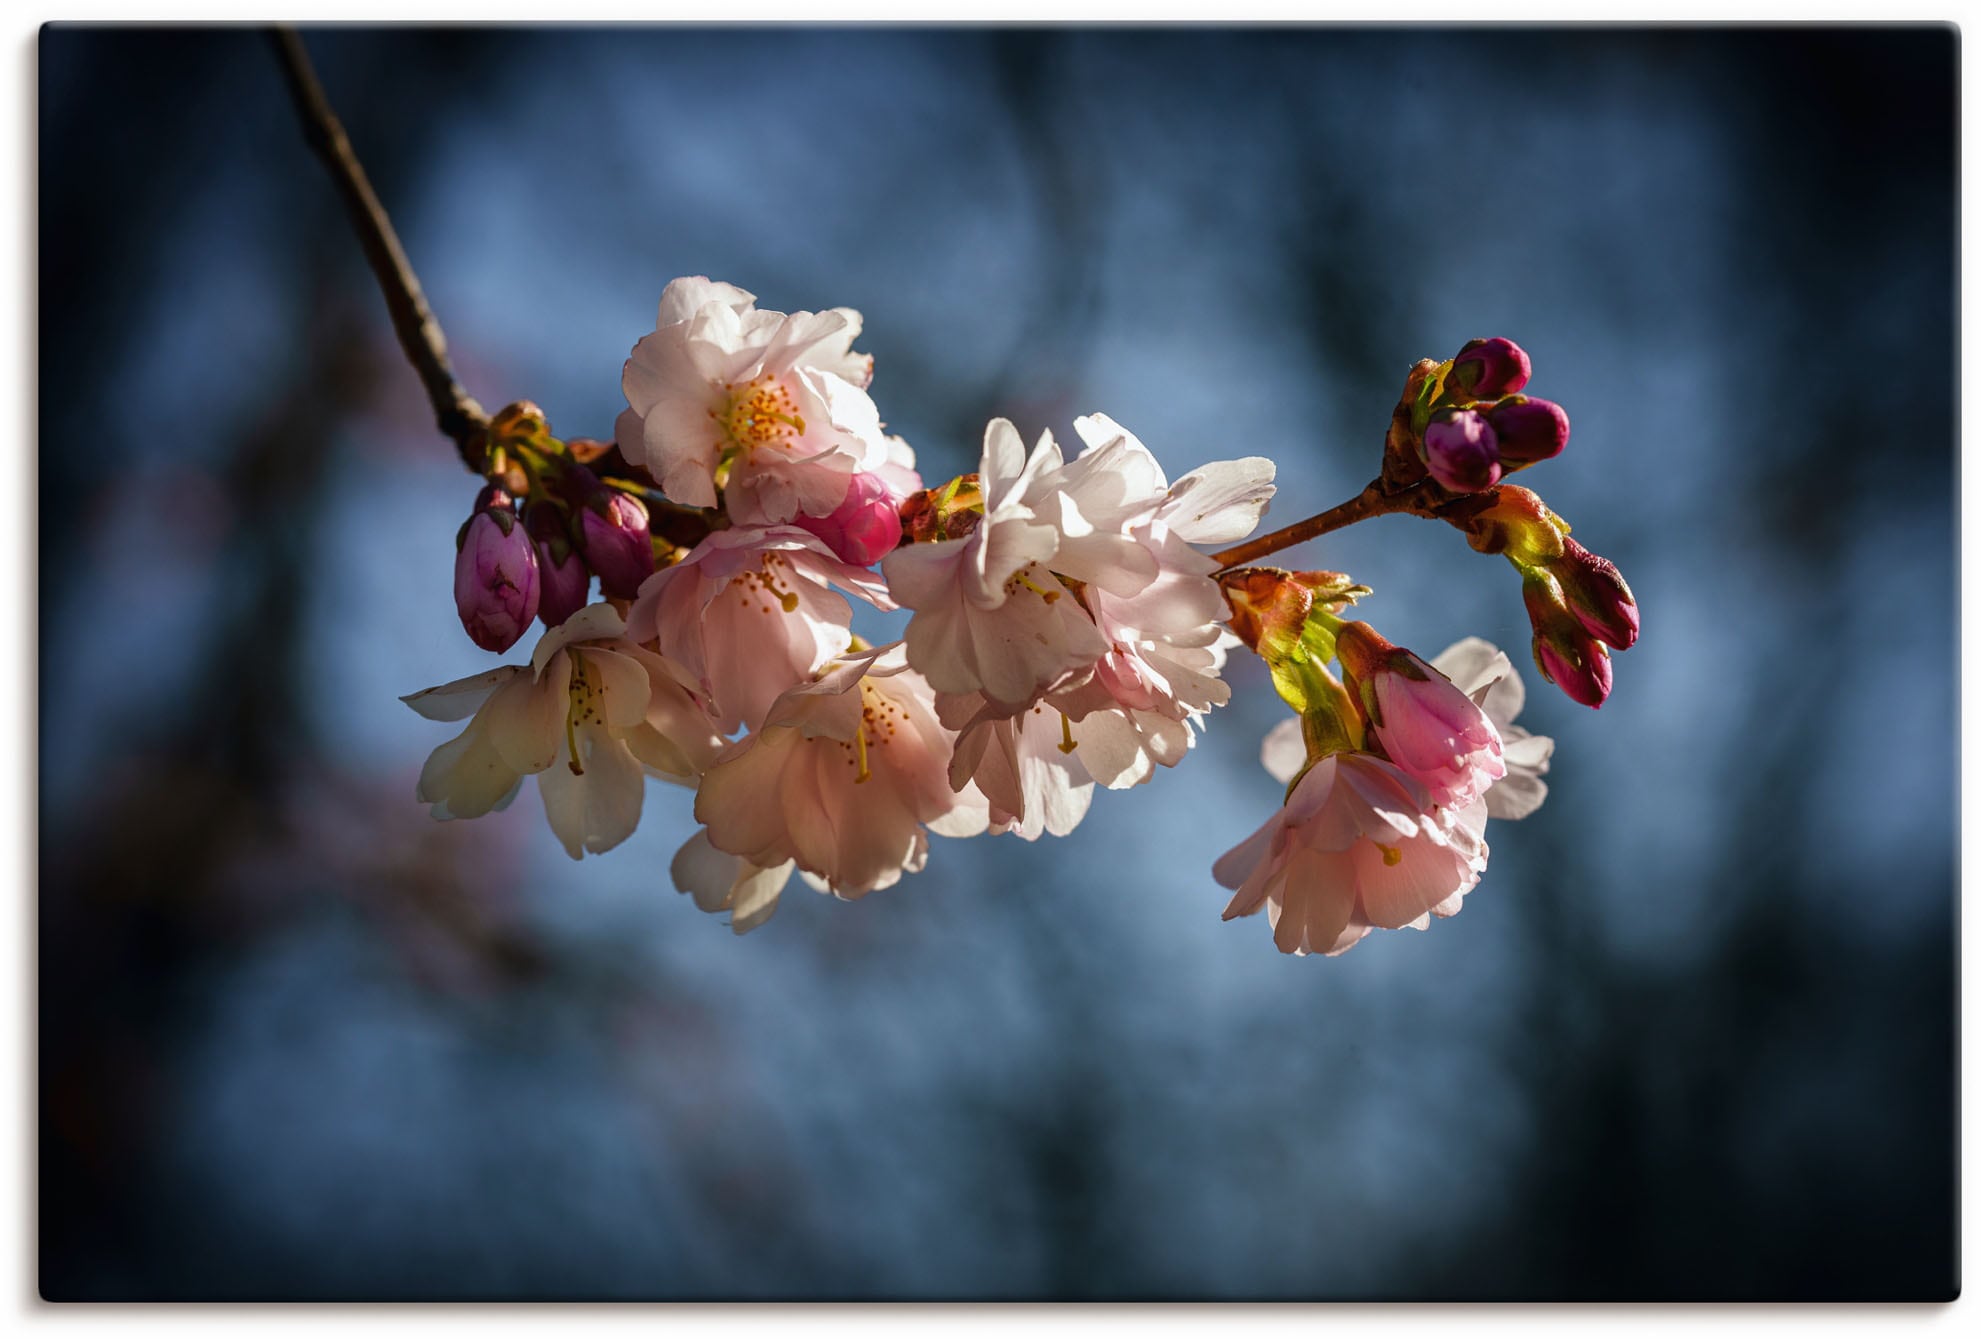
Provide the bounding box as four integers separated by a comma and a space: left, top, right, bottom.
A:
270, 27, 488, 463
1211, 480, 1439, 571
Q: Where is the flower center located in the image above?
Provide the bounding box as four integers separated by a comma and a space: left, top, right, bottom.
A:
711, 375, 806, 456
565, 652, 603, 775
1003, 566, 1063, 604
836, 680, 908, 784
734, 553, 802, 615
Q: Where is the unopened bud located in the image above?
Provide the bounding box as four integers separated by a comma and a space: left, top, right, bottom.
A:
489, 400, 550, 446
1422, 409, 1503, 493
1218, 567, 1315, 655
1460, 485, 1567, 566
1524, 571, 1613, 708
526, 503, 590, 628
1331, 619, 1402, 685
1218, 568, 1362, 656
1447, 337, 1532, 400
455, 496, 540, 654
900, 474, 985, 544
1549, 537, 1638, 650
579, 490, 655, 599
795, 471, 905, 566
1486, 395, 1570, 467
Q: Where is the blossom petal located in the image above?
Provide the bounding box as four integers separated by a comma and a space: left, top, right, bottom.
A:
401, 666, 524, 722
416, 720, 522, 820
1161, 457, 1277, 545
532, 604, 628, 677
583, 647, 655, 731
538, 726, 645, 860
696, 731, 802, 866
482, 655, 571, 775
1271, 848, 1356, 955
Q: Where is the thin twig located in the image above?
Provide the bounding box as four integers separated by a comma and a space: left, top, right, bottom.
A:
269, 27, 487, 464
1212, 481, 1437, 571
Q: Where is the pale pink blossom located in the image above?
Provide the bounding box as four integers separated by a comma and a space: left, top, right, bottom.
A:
402, 605, 725, 860
1216, 752, 1488, 957
625, 526, 891, 735
694, 644, 989, 897
1429, 637, 1555, 821
617, 277, 894, 526
1335, 622, 1505, 811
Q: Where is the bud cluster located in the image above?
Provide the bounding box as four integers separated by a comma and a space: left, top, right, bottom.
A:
1450, 483, 1638, 708
1397, 337, 1572, 495
450, 400, 666, 653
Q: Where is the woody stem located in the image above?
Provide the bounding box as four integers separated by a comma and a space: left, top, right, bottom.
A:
1211, 480, 1436, 571
269, 26, 488, 466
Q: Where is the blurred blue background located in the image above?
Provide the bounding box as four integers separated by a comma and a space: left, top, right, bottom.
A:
38, 26, 1955, 1300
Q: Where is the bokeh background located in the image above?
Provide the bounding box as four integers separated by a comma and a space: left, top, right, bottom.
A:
38, 26, 1956, 1301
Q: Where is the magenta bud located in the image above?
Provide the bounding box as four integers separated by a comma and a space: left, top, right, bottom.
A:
1487, 395, 1570, 467
455, 507, 540, 653
794, 472, 905, 566
1552, 537, 1638, 650
525, 503, 590, 628
1422, 409, 1503, 493
1523, 571, 1613, 708
579, 491, 654, 599
1534, 634, 1613, 709
1448, 337, 1532, 400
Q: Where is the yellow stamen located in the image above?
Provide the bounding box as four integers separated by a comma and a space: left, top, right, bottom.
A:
1057, 712, 1078, 755
853, 724, 871, 784
714, 376, 808, 453
1376, 843, 1402, 867
1014, 572, 1061, 603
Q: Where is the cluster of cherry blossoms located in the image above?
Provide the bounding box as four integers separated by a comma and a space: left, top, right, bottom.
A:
404, 280, 1638, 956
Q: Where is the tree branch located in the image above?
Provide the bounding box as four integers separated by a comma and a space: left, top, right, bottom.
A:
1212, 481, 1438, 571
269, 27, 487, 464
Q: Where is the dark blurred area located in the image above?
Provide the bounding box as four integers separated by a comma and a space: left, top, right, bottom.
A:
37, 26, 1955, 1301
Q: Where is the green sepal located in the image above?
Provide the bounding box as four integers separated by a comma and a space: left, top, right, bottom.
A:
1263, 612, 1340, 715
1409, 359, 1454, 433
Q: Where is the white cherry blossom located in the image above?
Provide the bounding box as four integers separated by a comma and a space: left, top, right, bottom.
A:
618, 276, 894, 526
402, 604, 725, 860
882, 417, 1192, 712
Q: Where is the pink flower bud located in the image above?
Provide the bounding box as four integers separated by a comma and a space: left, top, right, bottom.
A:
454, 495, 540, 654
1551, 537, 1638, 650
794, 471, 904, 566
1524, 572, 1613, 708
1486, 395, 1570, 466
1423, 409, 1503, 493
1336, 621, 1505, 809
1448, 337, 1532, 399
526, 503, 590, 628
579, 491, 654, 599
